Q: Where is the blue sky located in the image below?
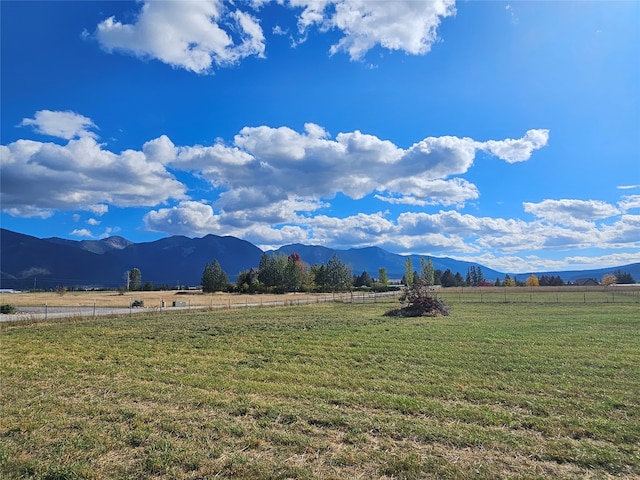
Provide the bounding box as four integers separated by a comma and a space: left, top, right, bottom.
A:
1, 0, 639, 273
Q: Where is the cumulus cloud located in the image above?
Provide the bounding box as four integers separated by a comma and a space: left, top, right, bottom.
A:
95, 0, 265, 73
618, 195, 640, 212
480, 129, 550, 163
70, 228, 93, 238
1, 135, 186, 217
19, 110, 98, 140
175, 124, 547, 207
93, 0, 457, 72
523, 199, 620, 227
143, 199, 312, 248
3, 112, 551, 239
14, 111, 634, 271
291, 0, 457, 60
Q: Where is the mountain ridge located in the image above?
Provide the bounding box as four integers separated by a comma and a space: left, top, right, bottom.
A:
1, 228, 638, 289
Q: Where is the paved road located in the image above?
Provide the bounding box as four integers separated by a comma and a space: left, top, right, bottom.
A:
0, 305, 206, 322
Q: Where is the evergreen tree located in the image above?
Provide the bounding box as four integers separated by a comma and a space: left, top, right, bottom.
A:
441, 269, 455, 287
202, 260, 228, 292
284, 254, 306, 291
258, 253, 287, 287
613, 269, 635, 284
354, 271, 373, 287
310, 264, 328, 291
466, 267, 474, 286
326, 254, 352, 291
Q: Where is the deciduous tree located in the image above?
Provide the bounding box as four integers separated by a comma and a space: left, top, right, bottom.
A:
378, 267, 389, 286
526, 274, 539, 287
404, 258, 414, 286
420, 257, 435, 286
129, 268, 142, 291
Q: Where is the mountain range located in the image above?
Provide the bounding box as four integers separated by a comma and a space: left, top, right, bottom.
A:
1, 228, 638, 290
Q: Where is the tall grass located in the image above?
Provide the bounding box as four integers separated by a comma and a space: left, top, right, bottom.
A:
1, 300, 638, 479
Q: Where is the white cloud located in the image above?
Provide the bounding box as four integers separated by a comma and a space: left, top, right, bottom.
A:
12, 112, 636, 271
88, 204, 109, 216
95, 0, 265, 73
298, 211, 396, 247
19, 110, 98, 140
1, 135, 186, 217
142, 200, 311, 248
480, 129, 550, 163
618, 195, 640, 212
99, 227, 121, 239
291, 0, 457, 60
377, 178, 479, 207
70, 228, 93, 238
93, 0, 457, 72
4, 115, 551, 248
185, 124, 547, 207
144, 201, 222, 236
523, 199, 620, 227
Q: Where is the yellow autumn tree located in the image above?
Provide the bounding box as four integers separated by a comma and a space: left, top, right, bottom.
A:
601, 274, 617, 286
526, 274, 539, 287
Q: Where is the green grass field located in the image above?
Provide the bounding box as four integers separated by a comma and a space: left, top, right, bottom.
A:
1, 298, 639, 479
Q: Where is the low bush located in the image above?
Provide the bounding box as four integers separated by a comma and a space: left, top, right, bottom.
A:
1, 304, 17, 314
385, 283, 449, 317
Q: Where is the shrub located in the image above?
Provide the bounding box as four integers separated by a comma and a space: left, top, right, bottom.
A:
385, 283, 449, 317
1, 304, 17, 314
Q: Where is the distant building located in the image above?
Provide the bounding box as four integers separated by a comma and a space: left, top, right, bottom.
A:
574, 278, 599, 286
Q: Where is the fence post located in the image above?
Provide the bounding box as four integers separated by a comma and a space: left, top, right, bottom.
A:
93, 300, 96, 318
45, 302, 48, 321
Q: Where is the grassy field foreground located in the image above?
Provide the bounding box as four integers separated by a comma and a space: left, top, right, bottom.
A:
1, 300, 639, 479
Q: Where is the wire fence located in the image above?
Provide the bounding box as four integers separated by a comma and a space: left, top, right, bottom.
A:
437, 285, 640, 304
2, 286, 637, 323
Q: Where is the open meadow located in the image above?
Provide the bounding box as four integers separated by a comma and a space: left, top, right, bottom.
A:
1, 297, 639, 479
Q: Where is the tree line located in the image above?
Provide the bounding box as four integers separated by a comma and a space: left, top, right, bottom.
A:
118, 257, 636, 293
